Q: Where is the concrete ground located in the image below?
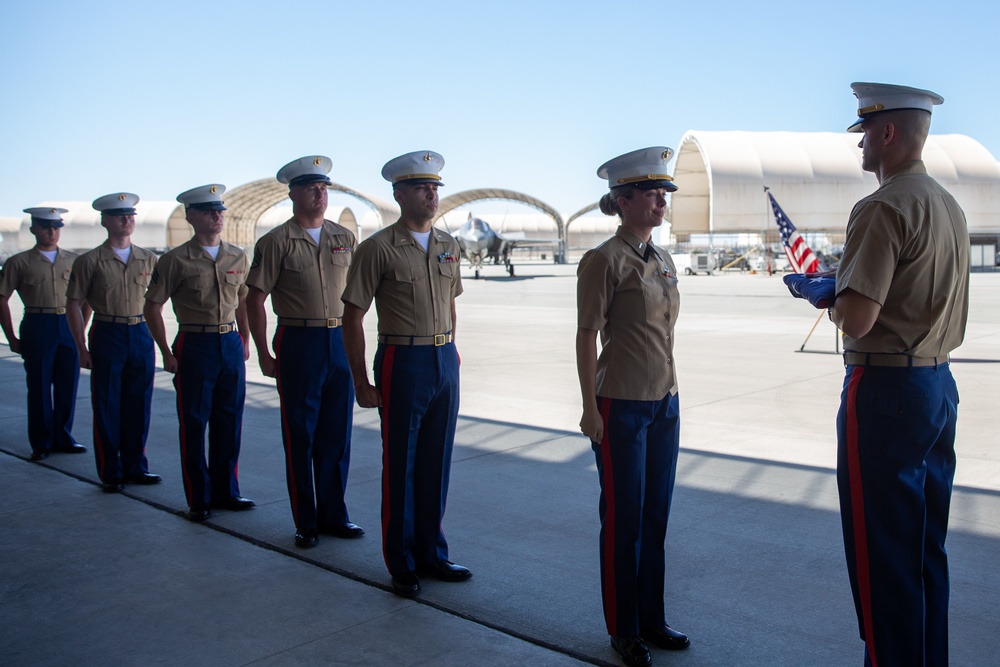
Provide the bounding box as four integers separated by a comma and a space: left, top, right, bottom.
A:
2, 264, 998, 666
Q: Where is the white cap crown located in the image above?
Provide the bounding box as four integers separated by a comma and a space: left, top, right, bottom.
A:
92, 192, 140, 214
597, 146, 677, 191
847, 82, 943, 132
277, 155, 333, 186
381, 150, 445, 186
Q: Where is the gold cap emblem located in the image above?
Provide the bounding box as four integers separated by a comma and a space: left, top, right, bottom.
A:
423, 153, 433, 162
661, 149, 673, 161
210, 186, 218, 194
313, 157, 322, 166
118, 193, 127, 201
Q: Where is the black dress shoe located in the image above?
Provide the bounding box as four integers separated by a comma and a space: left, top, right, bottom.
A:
417, 560, 472, 582
187, 507, 211, 522
642, 625, 690, 651
52, 442, 86, 454
294, 529, 319, 548
101, 480, 124, 493
391, 572, 420, 598
326, 522, 364, 538
610, 636, 651, 667
215, 496, 255, 511
126, 472, 162, 485
29, 450, 50, 461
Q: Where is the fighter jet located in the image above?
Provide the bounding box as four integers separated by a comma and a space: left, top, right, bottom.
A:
451, 213, 561, 279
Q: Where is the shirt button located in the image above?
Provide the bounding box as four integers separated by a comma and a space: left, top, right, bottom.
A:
666, 358, 672, 363
662, 291, 668, 296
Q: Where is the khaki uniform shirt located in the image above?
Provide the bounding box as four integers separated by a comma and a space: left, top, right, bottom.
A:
341, 221, 463, 336
836, 161, 970, 357
144, 239, 249, 325
66, 241, 158, 316
246, 218, 355, 319
0, 248, 79, 308
577, 226, 680, 401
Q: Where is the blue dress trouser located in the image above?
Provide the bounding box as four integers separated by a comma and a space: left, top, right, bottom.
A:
88, 320, 154, 482
374, 342, 459, 576
837, 363, 958, 667
20, 313, 80, 454
593, 392, 680, 638
274, 325, 354, 531
172, 331, 245, 509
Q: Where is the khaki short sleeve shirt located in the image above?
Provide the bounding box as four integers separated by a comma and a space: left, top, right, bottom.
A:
0, 248, 79, 308
145, 240, 249, 325
245, 218, 355, 319
577, 226, 680, 401
341, 221, 463, 336
836, 161, 970, 357
66, 242, 157, 316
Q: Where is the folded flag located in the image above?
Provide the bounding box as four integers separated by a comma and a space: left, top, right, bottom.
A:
783, 273, 836, 309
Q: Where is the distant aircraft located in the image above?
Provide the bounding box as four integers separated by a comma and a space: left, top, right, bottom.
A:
451, 214, 561, 279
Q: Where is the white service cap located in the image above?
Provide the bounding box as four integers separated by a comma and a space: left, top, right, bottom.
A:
597, 146, 677, 191
847, 82, 944, 132
381, 150, 446, 187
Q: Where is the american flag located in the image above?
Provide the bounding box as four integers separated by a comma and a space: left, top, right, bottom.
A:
768, 191, 820, 274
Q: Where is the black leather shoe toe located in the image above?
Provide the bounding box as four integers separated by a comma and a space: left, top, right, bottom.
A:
642, 625, 690, 651
217, 496, 255, 511
53, 442, 87, 454
294, 529, 319, 548
29, 450, 50, 461
187, 507, 211, 522
327, 522, 364, 538
417, 560, 472, 582
127, 472, 162, 485
391, 572, 420, 598
610, 636, 651, 667
101, 480, 124, 493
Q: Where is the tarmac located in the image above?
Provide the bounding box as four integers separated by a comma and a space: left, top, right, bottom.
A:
2, 263, 998, 667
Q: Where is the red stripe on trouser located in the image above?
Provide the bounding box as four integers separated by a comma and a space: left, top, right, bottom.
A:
597, 396, 617, 635
88, 325, 107, 479
846, 366, 879, 667
273, 327, 298, 522
174, 333, 193, 506
379, 346, 397, 572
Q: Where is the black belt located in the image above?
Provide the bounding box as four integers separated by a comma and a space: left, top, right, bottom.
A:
25, 307, 66, 314
178, 322, 237, 334
94, 314, 145, 325
378, 333, 452, 347
277, 317, 342, 328
843, 352, 946, 368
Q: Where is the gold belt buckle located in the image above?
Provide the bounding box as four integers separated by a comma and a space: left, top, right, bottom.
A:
55, 307, 66, 315
326, 318, 339, 328
433, 334, 447, 346
218, 324, 232, 334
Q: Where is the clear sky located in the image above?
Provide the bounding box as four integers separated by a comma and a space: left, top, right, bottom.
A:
1, 0, 997, 220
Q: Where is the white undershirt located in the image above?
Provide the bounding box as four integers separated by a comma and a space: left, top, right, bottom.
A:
305, 227, 322, 245
410, 230, 431, 251
112, 246, 131, 264
201, 245, 220, 261
39, 249, 57, 264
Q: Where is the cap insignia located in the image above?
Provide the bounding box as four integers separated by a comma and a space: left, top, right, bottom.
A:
313, 157, 322, 166
210, 186, 218, 194
423, 153, 433, 162
118, 194, 127, 201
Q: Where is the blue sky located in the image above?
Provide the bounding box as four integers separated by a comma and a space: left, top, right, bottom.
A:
1, 0, 996, 219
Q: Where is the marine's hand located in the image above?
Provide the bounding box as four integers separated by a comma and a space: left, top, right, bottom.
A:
161, 352, 178, 374
580, 406, 604, 443
79, 349, 93, 370
9, 337, 20, 355
355, 383, 382, 409
259, 353, 277, 378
